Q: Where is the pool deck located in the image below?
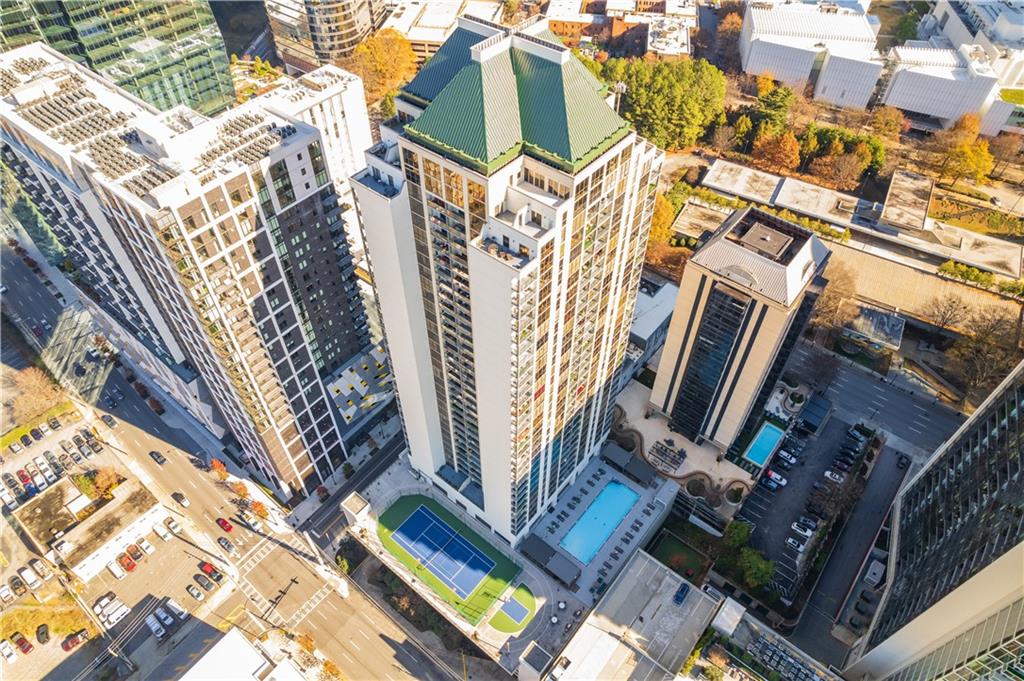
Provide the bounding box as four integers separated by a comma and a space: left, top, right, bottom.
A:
534, 455, 677, 602
617, 379, 754, 486
743, 422, 784, 468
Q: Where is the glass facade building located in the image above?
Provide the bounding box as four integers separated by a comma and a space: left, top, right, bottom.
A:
0, 0, 235, 115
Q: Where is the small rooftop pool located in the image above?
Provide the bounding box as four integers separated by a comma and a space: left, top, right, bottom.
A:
743, 421, 785, 468
559, 481, 639, 565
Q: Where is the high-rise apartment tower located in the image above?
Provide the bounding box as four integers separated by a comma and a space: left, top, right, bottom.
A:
0, 43, 369, 498
266, 0, 390, 74
351, 15, 663, 543
650, 207, 830, 471
845, 362, 1023, 681
0, 0, 235, 115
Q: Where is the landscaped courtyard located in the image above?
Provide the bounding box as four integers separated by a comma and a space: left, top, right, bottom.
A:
648, 529, 709, 582
377, 494, 520, 625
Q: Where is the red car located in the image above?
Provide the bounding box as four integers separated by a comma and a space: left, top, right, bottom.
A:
61, 630, 89, 652
117, 553, 136, 572
16, 470, 31, 486
215, 517, 233, 533
11, 632, 32, 654
126, 544, 144, 562
31, 325, 43, 338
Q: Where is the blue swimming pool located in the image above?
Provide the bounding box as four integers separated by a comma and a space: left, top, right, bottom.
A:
743, 421, 785, 467
559, 481, 639, 565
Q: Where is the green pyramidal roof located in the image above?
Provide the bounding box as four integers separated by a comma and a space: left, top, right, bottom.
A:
402, 21, 629, 175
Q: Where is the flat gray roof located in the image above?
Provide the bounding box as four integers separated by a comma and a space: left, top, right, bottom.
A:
551, 551, 720, 681
881, 169, 932, 232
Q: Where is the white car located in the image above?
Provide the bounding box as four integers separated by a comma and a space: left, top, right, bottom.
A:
791, 522, 814, 539
166, 518, 183, 535
825, 470, 846, 484
0, 585, 14, 604
155, 607, 175, 628
785, 537, 807, 553
29, 559, 53, 581
765, 469, 788, 486
145, 614, 166, 640
137, 537, 156, 555
165, 598, 189, 621
17, 567, 41, 590
153, 523, 172, 542
106, 604, 131, 626
93, 594, 113, 614
777, 450, 798, 465
0, 489, 18, 511
38, 423, 50, 436
0, 640, 16, 662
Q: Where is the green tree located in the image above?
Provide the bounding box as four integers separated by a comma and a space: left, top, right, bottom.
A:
1, 162, 21, 209
724, 521, 752, 549
705, 665, 725, 681
734, 114, 753, 152
381, 90, 396, 119
738, 547, 775, 589
894, 11, 920, 41
755, 84, 795, 129
335, 555, 350, 574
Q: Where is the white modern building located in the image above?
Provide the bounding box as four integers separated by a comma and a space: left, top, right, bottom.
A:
739, 1, 883, 109
0, 43, 371, 499
382, 0, 505, 63
352, 15, 663, 543
879, 43, 1003, 130
921, 0, 1024, 88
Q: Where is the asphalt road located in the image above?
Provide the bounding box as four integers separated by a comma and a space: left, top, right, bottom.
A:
788, 341, 962, 455
1, 240, 450, 681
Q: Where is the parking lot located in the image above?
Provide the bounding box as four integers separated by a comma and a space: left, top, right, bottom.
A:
737, 418, 863, 599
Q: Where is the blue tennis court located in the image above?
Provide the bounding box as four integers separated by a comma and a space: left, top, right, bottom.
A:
500, 596, 529, 624
391, 505, 495, 599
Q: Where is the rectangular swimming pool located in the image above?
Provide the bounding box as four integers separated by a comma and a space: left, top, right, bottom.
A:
559, 480, 639, 565
743, 421, 785, 467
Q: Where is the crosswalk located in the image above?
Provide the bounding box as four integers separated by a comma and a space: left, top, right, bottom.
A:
238, 539, 274, 575
238, 579, 286, 628
284, 582, 335, 629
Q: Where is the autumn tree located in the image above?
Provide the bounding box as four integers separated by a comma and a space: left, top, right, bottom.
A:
988, 134, 1022, 177
649, 194, 675, 245
338, 29, 416, 103
943, 140, 994, 184
710, 124, 735, 153
716, 13, 743, 72
251, 500, 270, 519
210, 458, 229, 481
230, 481, 250, 499
946, 306, 1021, 401
296, 632, 316, 654
924, 294, 970, 333
812, 262, 857, 330
94, 468, 120, 496
12, 367, 62, 425
753, 131, 800, 172
870, 106, 906, 140
756, 71, 775, 97
321, 660, 343, 681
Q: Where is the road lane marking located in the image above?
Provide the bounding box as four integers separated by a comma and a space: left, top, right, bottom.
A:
349, 639, 361, 650
358, 630, 370, 640
909, 426, 924, 434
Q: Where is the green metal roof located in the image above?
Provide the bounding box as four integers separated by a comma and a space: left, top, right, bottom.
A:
403, 29, 629, 175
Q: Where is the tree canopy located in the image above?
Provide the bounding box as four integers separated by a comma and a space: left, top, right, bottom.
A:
338, 28, 417, 104
592, 57, 727, 150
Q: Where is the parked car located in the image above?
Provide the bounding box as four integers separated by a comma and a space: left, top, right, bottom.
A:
72, 434, 84, 447
859, 590, 877, 604
166, 518, 183, 535
29, 559, 52, 581
20, 434, 33, 448
61, 630, 89, 652
106, 604, 130, 626
199, 562, 223, 583
10, 632, 32, 654
0, 640, 15, 662
58, 453, 72, 470
8, 442, 22, 455
149, 451, 167, 465
185, 584, 205, 601
154, 607, 175, 628
29, 428, 43, 441
93, 594, 114, 614
798, 515, 819, 530
854, 601, 873, 615
38, 423, 50, 436
8, 576, 26, 597
117, 553, 136, 572
825, 470, 846, 484
165, 598, 190, 621
144, 614, 166, 640
148, 398, 165, 415
785, 537, 807, 553
759, 477, 780, 491
153, 523, 172, 541
774, 459, 792, 471
777, 450, 798, 465
69, 449, 83, 465
215, 517, 233, 533
18, 567, 41, 590
88, 441, 103, 453
137, 537, 156, 555
896, 454, 911, 469
0, 489, 17, 510
172, 492, 190, 507
765, 469, 788, 486
193, 573, 214, 591
126, 544, 144, 562
832, 460, 852, 472
48, 417, 61, 431
101, 414, 117, 428
791, 523, 814, 539
35, 624, 49, 645
78, 445, 92, 460
0, 585, 14, 604
217, 537, 236, 555
16, 470, 30, 486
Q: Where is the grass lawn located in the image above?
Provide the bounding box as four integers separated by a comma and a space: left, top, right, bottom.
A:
1002, 89, 1024, 105
649, 530, 707, 581
377, 494, 520, 625
488, 583, 536, 633
0, 599, 95, 640
0, 400, 76, 450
